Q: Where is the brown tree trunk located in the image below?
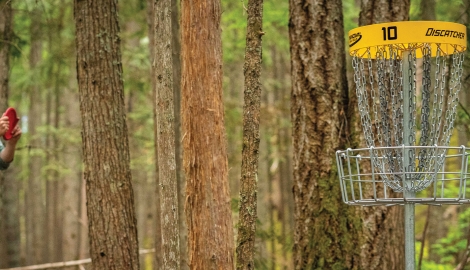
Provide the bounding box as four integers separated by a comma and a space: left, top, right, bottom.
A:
0, 1, 20, 267
289, 0, 362, 268
74, 0, 140, 269
236, 0, 264, 269
181, 0, 235, 269
356, 1, 409, 269
171, 1, 189, 268
26, 5, 46, 265
146, 0, 163, 267
359, 0, 409, 25
154, 0, 181, 268
45, 11, 66, 261
61, 68, 84, 268
420, 0, 436, 21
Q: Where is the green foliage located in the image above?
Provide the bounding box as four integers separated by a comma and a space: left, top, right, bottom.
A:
430, 207, 470, 266
343, 0, 360, 34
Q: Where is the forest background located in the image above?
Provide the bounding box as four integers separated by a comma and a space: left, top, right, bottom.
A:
1, 0, 470, 269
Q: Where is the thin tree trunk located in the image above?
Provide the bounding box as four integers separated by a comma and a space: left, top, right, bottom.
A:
78, 172, 88, 260
267, 141, 275, 270
26, 5, 45, 265
146, 0, 163, 266
417, 1, 436, 268
154, 0, 181, 268
236, 0, 264, 268
74, 0, 140, 268
181, 0, 235, 268
0, 0, 20, 267
289, 0, 362, 268
45, 13, 65, 261
62, 73, 83, 267
171, 1, 189, 268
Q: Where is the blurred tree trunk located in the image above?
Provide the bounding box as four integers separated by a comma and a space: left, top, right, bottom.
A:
154, 0, 181, 268
123, 15, 150, 268
236, 0, 263, 268
45, 7, 66, 262
289, 0, 362, 268
78, 172, 89, 260
356, 1, 409, 269
26, 5, 46, 265
181, 0, 235, 268
273, 47, 293, 269
0, 0, 20, 267
146, 0, 163, 267
416, 1, 440, 268
74, 0, 140, 268
419, 0, 436, 21
62, 84, 82, 266
0, 0, 10, 110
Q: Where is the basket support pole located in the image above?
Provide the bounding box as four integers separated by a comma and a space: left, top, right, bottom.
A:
403, 51, 416, 270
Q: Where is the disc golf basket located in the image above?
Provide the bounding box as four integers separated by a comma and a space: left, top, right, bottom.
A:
336, 21, 467, 270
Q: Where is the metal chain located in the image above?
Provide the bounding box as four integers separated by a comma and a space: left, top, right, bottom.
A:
350, 44, 465, 192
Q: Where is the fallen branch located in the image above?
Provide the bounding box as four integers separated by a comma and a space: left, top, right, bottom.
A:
0, 249, 155, 270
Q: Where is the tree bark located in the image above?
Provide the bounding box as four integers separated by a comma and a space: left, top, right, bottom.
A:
0, 1, 20, 267
74, 0, 140, 268
289, 0, 362, 268
146, 0, 163, 267
236, 0, 264, 268
419, 0, 436, 21
181, 0, 235, 268
171, 1, 189, 267
154, 0, 181, 268
356, 1, 409, 269
359, 0, 409, 25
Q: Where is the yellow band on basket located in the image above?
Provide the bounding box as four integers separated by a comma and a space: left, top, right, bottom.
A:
348, 21, 467, 58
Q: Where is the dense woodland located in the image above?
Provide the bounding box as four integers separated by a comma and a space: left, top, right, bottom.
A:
1, 0, 470, 269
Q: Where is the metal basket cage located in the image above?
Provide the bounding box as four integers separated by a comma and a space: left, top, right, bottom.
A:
336, 146, 470, 205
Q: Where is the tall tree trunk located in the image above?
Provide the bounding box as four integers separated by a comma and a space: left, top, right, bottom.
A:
26, 5, 45, 265
289, 0, 362, 268
356, 1, 409, 269
181, 0, 235, 269
45, 9, 66, 261
171, 1, 189, 268
146, 0, 163, 266
236, 0, 264, 268
0, 1, 20, 267
74, 0, 140, 268
62, 72, 83, 265
154, 0, 181, 268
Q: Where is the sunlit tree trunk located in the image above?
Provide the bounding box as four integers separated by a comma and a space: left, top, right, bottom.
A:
74, 0, 140, 268
289, 0, 362, 268
154, 0, 181, 268
181, 0, 235, 268
357, 1, 409, 269
236, 0, 264, 268
146, 0, 163, 267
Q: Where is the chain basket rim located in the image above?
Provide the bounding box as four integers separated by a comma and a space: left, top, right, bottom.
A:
336, 145, 470, 206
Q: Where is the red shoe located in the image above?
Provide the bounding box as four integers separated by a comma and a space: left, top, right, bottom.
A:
3, 107, 19, 140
